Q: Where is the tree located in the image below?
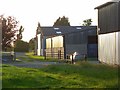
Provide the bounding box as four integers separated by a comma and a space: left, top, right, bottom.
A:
17, 25, 24, 40
14, 40, 29, 52
0, 15, 23, 51
53, 16, 70, 26
82, 19, 92, 26
29, 38, 35, 52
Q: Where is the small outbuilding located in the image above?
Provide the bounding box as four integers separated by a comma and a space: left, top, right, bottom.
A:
95, 0, 120, 65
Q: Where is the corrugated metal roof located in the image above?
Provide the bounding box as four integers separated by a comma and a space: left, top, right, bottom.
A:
37, 26, 97, 37
95, 0, 120, 9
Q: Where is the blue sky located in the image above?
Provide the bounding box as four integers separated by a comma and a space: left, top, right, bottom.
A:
0, 0, 109, 42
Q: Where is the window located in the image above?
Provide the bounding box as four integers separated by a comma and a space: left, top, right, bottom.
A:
54, 28, 59, 30
76, 27, 82, 30
56, 31, 62, 34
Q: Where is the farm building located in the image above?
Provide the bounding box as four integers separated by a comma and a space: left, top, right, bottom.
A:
36, 26, 98, 59
95, 0, 120, 65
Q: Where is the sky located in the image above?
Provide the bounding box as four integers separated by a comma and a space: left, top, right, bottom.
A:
0, 0, 109, 42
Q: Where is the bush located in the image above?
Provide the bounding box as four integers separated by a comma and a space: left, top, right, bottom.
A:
14, 40, 29, 52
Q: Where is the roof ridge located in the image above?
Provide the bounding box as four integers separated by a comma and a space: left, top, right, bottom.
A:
95, 0, 120, 9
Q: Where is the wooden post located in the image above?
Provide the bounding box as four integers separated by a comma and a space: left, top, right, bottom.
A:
59, 50, 61, 59
72, 54, 73, 64
84, 54, 87, 61
58, 50, 59, 60
58, 50, 60, 59
14, 52, 16, 61
51, 38, 53, 58
11, 52, 16, 61
44, 50, 46, 60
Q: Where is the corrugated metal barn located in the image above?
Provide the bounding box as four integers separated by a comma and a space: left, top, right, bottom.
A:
36, 26, 97, 59
95, 0, 120, 65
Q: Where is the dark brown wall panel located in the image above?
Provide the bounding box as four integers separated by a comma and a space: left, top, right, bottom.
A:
119, 2, 120, 30
98, 2, 119, 34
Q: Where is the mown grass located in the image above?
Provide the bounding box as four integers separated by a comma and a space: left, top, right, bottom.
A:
2, 62, 119, 89
25, 52, 45, 60
16, 52, 59, 62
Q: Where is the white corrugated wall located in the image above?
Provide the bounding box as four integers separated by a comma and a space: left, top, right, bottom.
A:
118, 32, 120, 65
37, 34, 41, 56
116, 32, 120, 65
98, 32, 119, 65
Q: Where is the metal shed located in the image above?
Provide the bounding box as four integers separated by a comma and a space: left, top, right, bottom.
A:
64, 27, 98, 58
38, 26, 98, 59
95, 0, 120, 65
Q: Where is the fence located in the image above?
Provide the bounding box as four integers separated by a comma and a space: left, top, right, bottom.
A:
45, 47, 64, 59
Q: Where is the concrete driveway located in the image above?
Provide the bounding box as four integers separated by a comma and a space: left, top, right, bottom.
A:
3, 52, 100, 68
3, 52, 62, 68
15, 52, 26, 57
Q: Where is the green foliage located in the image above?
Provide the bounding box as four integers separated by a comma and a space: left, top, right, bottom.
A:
29, 38, 35, 51
0, 15, 24, 51
14, 40, 29, 52
82, 19, 92, 26
17, 25, 24, 40
2, 63, 118, 88
53, 16, 70, 26
17, 52, 57, 62
0, 15, 18, 51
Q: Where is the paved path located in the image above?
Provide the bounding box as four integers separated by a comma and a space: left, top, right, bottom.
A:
3, 52, 62, 68
3, 60, 62, 68
3, 52, 100, 68
15, 52, 26, 58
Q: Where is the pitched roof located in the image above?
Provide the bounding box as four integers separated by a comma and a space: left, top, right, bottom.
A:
95, 0, 120, 9
37, 26, 97, 37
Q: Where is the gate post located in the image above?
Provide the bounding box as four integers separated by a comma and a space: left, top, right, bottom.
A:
44, 50, 46, 60
58, 50, 61, 60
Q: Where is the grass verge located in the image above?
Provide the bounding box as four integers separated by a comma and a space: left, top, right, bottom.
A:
16, 52, 59, 62
2, 62, 119, 88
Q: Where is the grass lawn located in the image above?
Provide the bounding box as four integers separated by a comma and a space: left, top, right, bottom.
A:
16, 52, 59, 62
2, 62, 119, 89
